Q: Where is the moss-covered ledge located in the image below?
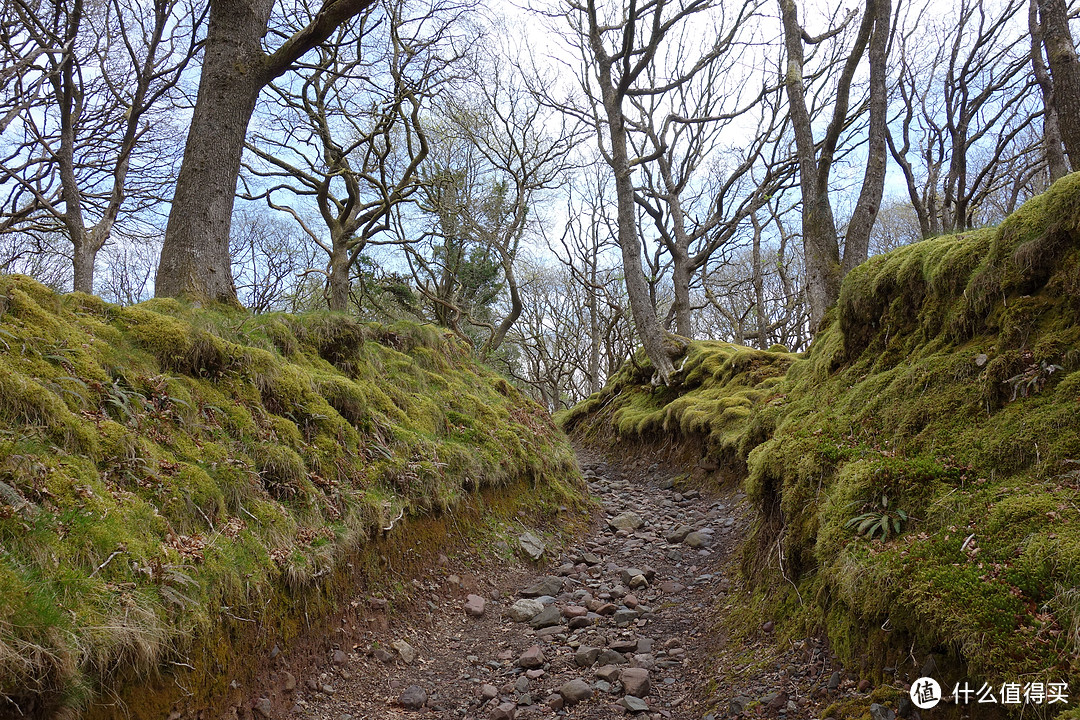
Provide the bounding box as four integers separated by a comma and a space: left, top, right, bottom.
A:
0, 276, 586, 716
563, 172, 1080, 711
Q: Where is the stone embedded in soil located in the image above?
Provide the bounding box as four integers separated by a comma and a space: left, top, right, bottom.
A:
399, 684, 427, 709
683, 531, 707, 547
490, 701, 517, 719
391, 639, 417, 664
528, 604, 562, 629
619, 695, 649, 712
465, 594, 486, 617
870, 704, 896, 720
373, 647, 394, 663
575, 646, 601, 667
620, 667, 651, 697
481, 684, 499, 700
253, 697, 273, 718
332, 649, 348, 665
519, 532, 545, 560
596, 664, 622, 682
507, 598, 545, 622
521, 576, 563, 597
666, 525, 693, 543
559, 678, 594, 705
609, 511, 644, 531
517, 645, 545, 668
597, 648, 628, 666
282, 671, 296, 692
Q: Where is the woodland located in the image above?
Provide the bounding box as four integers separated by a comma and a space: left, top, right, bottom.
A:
1, 0, 1080, 716
0, 0, 1075, 406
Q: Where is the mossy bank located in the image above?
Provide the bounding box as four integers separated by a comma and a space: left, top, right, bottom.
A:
564, 173, 1080, 716
0, 279, 585, 717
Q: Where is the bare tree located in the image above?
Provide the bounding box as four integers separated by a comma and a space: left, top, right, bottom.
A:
888, 0, 1041, 239
780, 0, 892, 329
563, 0, 758, 383
241, 0, 468, 311
154, 0, 380, 303
630, 58, 792, 338
402, 55, 580, 356
1029, 0, 1069, 181
0, 0, 202, 293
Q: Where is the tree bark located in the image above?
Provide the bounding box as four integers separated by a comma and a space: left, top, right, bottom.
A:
156, 0, 377, 302
328, 241, 350, 311
586, 0, 676, 384
1035, 0, 1078, 173
781, 0, 880, 328
841, 0, 890, 276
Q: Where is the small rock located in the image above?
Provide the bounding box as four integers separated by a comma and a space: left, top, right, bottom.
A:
620, 667, 651, 697
546, 694, 564, 711
253, 698, 273, 718
528, 605, 562, 630
391, 639, 417, 664
507, 598, 545, 622
828, 671, 841, 691
399, 684, 427, 710
490, 701, 517, 720
517, 645, 545, 669
870, 703, 896, 720
481, 684, 499, 700
373, 647, 394, 663
859, 678, 872, 692
609, 511, 644, 531
332, 649, 348, 665
683, 531, 707, 548
975, 353, 988, 367
575, 646, 601, 667
521, 576, 563, 598
596, 664, 622, 682
465, 594, 486, 617
519, 532, 545, 560
619, 695, 649, 712
559, 679, 593, 705
282, 671, 296, 692
761, 620, 775, 633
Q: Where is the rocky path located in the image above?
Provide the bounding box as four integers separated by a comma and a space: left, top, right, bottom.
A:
258, 452, 845, 720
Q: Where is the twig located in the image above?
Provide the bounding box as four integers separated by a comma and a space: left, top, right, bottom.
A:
776, 536, 803, 605
89, 550, 123, 578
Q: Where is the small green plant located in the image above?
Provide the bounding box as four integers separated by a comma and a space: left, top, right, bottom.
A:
846, 494, 909, 540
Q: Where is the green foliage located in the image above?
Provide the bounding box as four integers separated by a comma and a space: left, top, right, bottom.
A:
0, 276, 584, 710
845, 494, 909, 540
565, 172, 1080, 688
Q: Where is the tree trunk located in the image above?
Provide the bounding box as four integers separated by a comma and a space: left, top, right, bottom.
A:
156, 0, 377, 303
1039, 0, 1080, 170
841, 0, 891, 277
156, 0, 272, 302
671, 246, 692, 338
1032, 0, 1072, 178
590, 44, 675, 383
752, 212, 767, 349
328, 241, 350, 311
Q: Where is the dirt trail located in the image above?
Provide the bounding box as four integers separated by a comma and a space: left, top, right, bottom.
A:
257, 452, 844, 720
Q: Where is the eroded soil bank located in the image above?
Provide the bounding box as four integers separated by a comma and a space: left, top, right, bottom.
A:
250, 449, 871, 720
